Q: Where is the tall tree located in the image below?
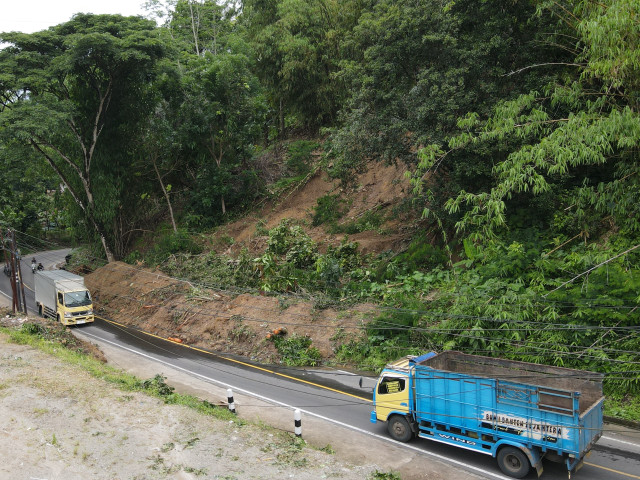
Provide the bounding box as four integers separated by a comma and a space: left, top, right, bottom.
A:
0, 14, 169, 261
243, 0, 349, 135
0, 139, 56, 236
178, 50, 265, 221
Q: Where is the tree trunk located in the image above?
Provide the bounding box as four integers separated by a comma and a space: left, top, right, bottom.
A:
189, 1, 200, 55
31, 141, 115, 262
279, 97, 285, 138
152, 153, 178, 233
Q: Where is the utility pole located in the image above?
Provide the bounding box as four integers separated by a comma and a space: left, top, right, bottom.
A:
15, 236, 28, 314
1, 230, 18, 314
2, 229, 20, 313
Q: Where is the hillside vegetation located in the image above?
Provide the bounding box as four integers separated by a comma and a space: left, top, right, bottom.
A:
1, 1, 638, 416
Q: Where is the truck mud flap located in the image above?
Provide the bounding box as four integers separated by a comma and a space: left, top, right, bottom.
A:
567, 455, 586, 479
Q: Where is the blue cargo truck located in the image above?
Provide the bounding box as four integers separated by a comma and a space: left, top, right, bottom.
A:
371, 351, 604, 478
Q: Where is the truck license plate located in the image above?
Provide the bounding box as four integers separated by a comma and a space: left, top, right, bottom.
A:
76, 320, 86, 324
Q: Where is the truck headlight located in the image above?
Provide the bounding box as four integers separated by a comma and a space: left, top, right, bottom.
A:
87, 310, 93, 316
64, 312, 72, 318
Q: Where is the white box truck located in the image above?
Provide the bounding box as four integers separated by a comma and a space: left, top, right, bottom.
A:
35, 270, 94, 326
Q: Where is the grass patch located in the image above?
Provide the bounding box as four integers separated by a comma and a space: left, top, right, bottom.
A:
287, 140, 319, 176
330, 210, 385, 234
2, 324, 240, 423
604, 395, 640, 422
368, 471, 402, 480
312, 194, 347, 227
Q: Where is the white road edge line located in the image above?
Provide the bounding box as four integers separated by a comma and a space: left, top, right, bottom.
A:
601, 436, 640, 448
79, 329, 512, 480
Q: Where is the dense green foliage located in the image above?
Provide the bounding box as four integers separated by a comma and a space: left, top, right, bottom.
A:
1, 1, 638, 401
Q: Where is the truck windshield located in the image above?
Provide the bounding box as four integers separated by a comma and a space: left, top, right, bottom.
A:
64, 290, 92, 308
378, 376, 406, 395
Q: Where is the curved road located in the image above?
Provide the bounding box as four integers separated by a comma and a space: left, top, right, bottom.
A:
2, 249, 639, 480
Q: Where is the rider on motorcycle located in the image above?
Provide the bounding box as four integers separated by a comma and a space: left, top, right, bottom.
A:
31, 258, 37, 273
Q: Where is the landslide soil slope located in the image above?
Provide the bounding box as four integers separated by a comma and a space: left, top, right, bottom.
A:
85, 162, 419, 365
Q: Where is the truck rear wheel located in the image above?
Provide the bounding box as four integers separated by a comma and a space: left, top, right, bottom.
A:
497, 446, 530, 478
38, 304, 43, 317
387, 415, 412, 442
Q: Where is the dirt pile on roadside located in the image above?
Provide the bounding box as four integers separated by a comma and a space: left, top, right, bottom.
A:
85, 262, 376, 364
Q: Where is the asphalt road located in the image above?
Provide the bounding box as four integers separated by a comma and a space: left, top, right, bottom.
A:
2, 248, 640, 480
0, 247, 71, 314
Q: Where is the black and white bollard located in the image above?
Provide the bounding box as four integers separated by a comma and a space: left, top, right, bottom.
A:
227, 388, 236, 414
294, 409, 302, 437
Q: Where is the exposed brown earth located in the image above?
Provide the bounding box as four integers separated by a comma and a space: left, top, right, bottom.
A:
84, 261, 375, 365
84, 161, 420, 366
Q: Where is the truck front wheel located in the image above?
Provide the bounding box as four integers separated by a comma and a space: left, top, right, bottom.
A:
497, 446, 530, 478
387, 415, 413, 442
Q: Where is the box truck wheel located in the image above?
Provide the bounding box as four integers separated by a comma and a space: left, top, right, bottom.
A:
387, 415, 412, 442
38, 304, 43, 317
497, 446, 530, 478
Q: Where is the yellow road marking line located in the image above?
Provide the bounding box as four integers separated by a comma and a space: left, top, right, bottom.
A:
585, 462, 640, 479
97, 315, 371, 402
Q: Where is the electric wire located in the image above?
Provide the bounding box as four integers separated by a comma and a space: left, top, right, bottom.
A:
5, 232, 639, 374
88, 317, 635, 436
9, 242, 638, 372
10, 227, 640, 314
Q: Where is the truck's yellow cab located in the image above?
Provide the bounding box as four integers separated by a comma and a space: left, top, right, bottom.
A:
374, 356, 411, 421
57, 289, 94, 325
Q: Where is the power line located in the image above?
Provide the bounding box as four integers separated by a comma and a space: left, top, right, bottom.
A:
9, 230, 639, 369
12, 227, 640, 317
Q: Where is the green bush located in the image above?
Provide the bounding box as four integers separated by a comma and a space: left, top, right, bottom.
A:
368, 470, 402, 480
331, 210, 384, 234
141, 374, 175, 397
287, 140, 319, 175
376, 236, 448, 280
312, 194, 346, 226
270, 334, 322, 366
21, 322, 45, 336
146, 230, 202, 265
123, 250, 141, 264
315, 255, 343, 293
266, 221, 317, 268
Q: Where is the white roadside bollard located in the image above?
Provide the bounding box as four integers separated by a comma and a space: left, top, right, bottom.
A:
294, 409, 302, 438
227, 388, 236, 414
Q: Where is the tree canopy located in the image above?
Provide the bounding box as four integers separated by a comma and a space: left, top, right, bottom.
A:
412, 0, 640, 241
0, 14, 169, 260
